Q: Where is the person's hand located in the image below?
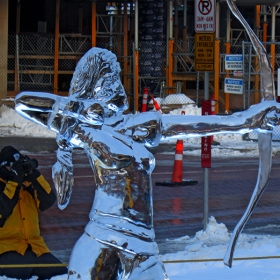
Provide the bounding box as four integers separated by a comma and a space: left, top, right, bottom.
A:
262, 111, 279, 130
0, 166, 11, 181
25, 169, 41, 182
52, 161, 73, 210
244, 101, 279, 131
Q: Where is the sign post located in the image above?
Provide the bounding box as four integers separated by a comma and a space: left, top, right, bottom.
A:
194, 0, 216, 231
201, 100, 212, 231
201, 101, 212, 169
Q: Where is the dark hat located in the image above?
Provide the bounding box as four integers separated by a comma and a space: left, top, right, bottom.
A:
0, 146, 21, 167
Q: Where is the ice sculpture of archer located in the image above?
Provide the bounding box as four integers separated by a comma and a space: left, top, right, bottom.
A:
13, 2, 279, 278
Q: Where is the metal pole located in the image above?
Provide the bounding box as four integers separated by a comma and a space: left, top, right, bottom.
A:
196, 72, 200, 105
203, 168, 209, 231
271, 6, 276, 41
225, 6, 231, 111
183, 0, 187, 44
169, 1, 173, 39
214, 0, 220, 112
16, 35, 20, 91
134, 0, 138, 50
270, 6, 276, 73
109, 16, 113, 49
54, 0, 60, 94
183, 0, 187, 27
203, 71, 209, 230
215, 0, 219, 39
133, 0, 139, 113
204, 72, 209, 100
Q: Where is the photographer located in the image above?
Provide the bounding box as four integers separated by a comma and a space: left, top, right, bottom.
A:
0, 146, 67, 279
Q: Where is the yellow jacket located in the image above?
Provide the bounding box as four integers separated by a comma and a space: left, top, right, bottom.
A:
0, 171, 56, 256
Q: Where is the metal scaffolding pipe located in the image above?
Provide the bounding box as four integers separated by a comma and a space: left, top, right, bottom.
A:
271, 6, 276, 41
234, 0, 280, 5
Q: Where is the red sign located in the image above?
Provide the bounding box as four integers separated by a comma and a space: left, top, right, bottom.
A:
201, 100, 211, 168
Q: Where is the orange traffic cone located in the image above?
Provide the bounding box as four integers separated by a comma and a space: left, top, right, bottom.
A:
172, 140, 184, 182
155, 140, 198, 187
141, 87, 149, 112
150, 94, 162, 113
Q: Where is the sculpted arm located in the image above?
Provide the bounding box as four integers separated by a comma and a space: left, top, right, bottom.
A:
161, 102, 279, 140
52, 147, 74, 210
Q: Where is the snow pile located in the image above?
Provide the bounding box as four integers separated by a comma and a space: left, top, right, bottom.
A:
0, 105, 56, 138
161, 93, 195, 105
169, 103, 200, 116
161, 217, 280, 280
162, 217, 280, 262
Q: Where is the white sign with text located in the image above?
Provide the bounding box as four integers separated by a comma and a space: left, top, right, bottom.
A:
224, 78, 243, 94
225, 55, 243, 70
195, 0, 215, 32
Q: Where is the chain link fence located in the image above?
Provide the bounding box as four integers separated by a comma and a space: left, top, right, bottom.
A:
139, 40, 166, 98
7, 34, 133, 97
58, 35, 92, 93
9, 34, 55, 92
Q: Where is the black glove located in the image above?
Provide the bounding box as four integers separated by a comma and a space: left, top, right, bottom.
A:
11, 161, 25, 178
25, 169, 41, 182
0, 166, 11, 181
0, 146, 21, 167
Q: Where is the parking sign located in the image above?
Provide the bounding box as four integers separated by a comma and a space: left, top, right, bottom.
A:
195, 0, 216, 32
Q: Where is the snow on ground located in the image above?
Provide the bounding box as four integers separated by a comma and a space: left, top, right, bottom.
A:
1, 99, 280, 279
0, 104, 56, 138
3, 217, 280, 280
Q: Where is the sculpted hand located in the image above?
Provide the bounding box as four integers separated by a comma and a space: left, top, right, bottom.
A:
246, 101, 279, 132
262, 111, 279, 130
52, 148, 74, 210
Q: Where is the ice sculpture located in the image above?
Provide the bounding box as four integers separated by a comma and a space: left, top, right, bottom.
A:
14, 19, 280, 278
222, 0, 278, 267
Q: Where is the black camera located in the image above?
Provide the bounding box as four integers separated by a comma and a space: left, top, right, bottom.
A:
20, 156, 39, 173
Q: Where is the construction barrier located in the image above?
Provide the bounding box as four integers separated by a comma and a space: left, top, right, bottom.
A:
155, 140, 198, 187
172, 140, 184, 182
150, 94, 163, 114
211, 94, 216, 115
141, 87, 149, 112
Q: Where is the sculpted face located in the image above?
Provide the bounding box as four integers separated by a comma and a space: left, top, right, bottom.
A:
69, 47, 129, 119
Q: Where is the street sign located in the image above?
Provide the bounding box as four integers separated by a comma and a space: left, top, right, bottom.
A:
195, 33, 215, 71
225, 54, 243, 70
195, 0, 216, 32
233, 70, 243, 77
224, 78, 243, 94
201, 100, 211, 168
